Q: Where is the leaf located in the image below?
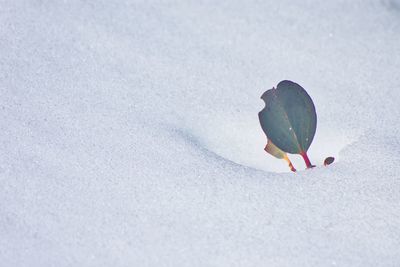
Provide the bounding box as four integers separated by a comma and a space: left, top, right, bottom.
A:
264, 140, 296, 172
264, 139, 286, 159
258, 80, 317, 155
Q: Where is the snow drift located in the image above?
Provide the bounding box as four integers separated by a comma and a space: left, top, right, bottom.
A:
1, 0, 400, 266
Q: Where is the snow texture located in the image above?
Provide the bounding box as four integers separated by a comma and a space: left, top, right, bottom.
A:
1, 0, 400, 266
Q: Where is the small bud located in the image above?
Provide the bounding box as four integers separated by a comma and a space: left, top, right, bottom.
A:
324, 157, 335, 166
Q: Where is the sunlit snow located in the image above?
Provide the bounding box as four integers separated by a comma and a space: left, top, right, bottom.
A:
1, 1, 400, 266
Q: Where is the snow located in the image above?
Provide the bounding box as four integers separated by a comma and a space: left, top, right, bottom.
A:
1, 0, 400, 266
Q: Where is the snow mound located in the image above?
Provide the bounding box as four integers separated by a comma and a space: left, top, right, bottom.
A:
1, 0, 400, 266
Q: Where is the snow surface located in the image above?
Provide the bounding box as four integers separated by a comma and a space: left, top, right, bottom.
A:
1, 0, 400, 266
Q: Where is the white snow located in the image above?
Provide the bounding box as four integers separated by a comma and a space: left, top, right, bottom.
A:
1, 0, 400, 266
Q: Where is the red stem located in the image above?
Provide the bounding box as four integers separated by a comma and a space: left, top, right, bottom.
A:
300, 152, 314, 169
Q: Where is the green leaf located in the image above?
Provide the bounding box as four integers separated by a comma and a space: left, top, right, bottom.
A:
258, 80, 317, 155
